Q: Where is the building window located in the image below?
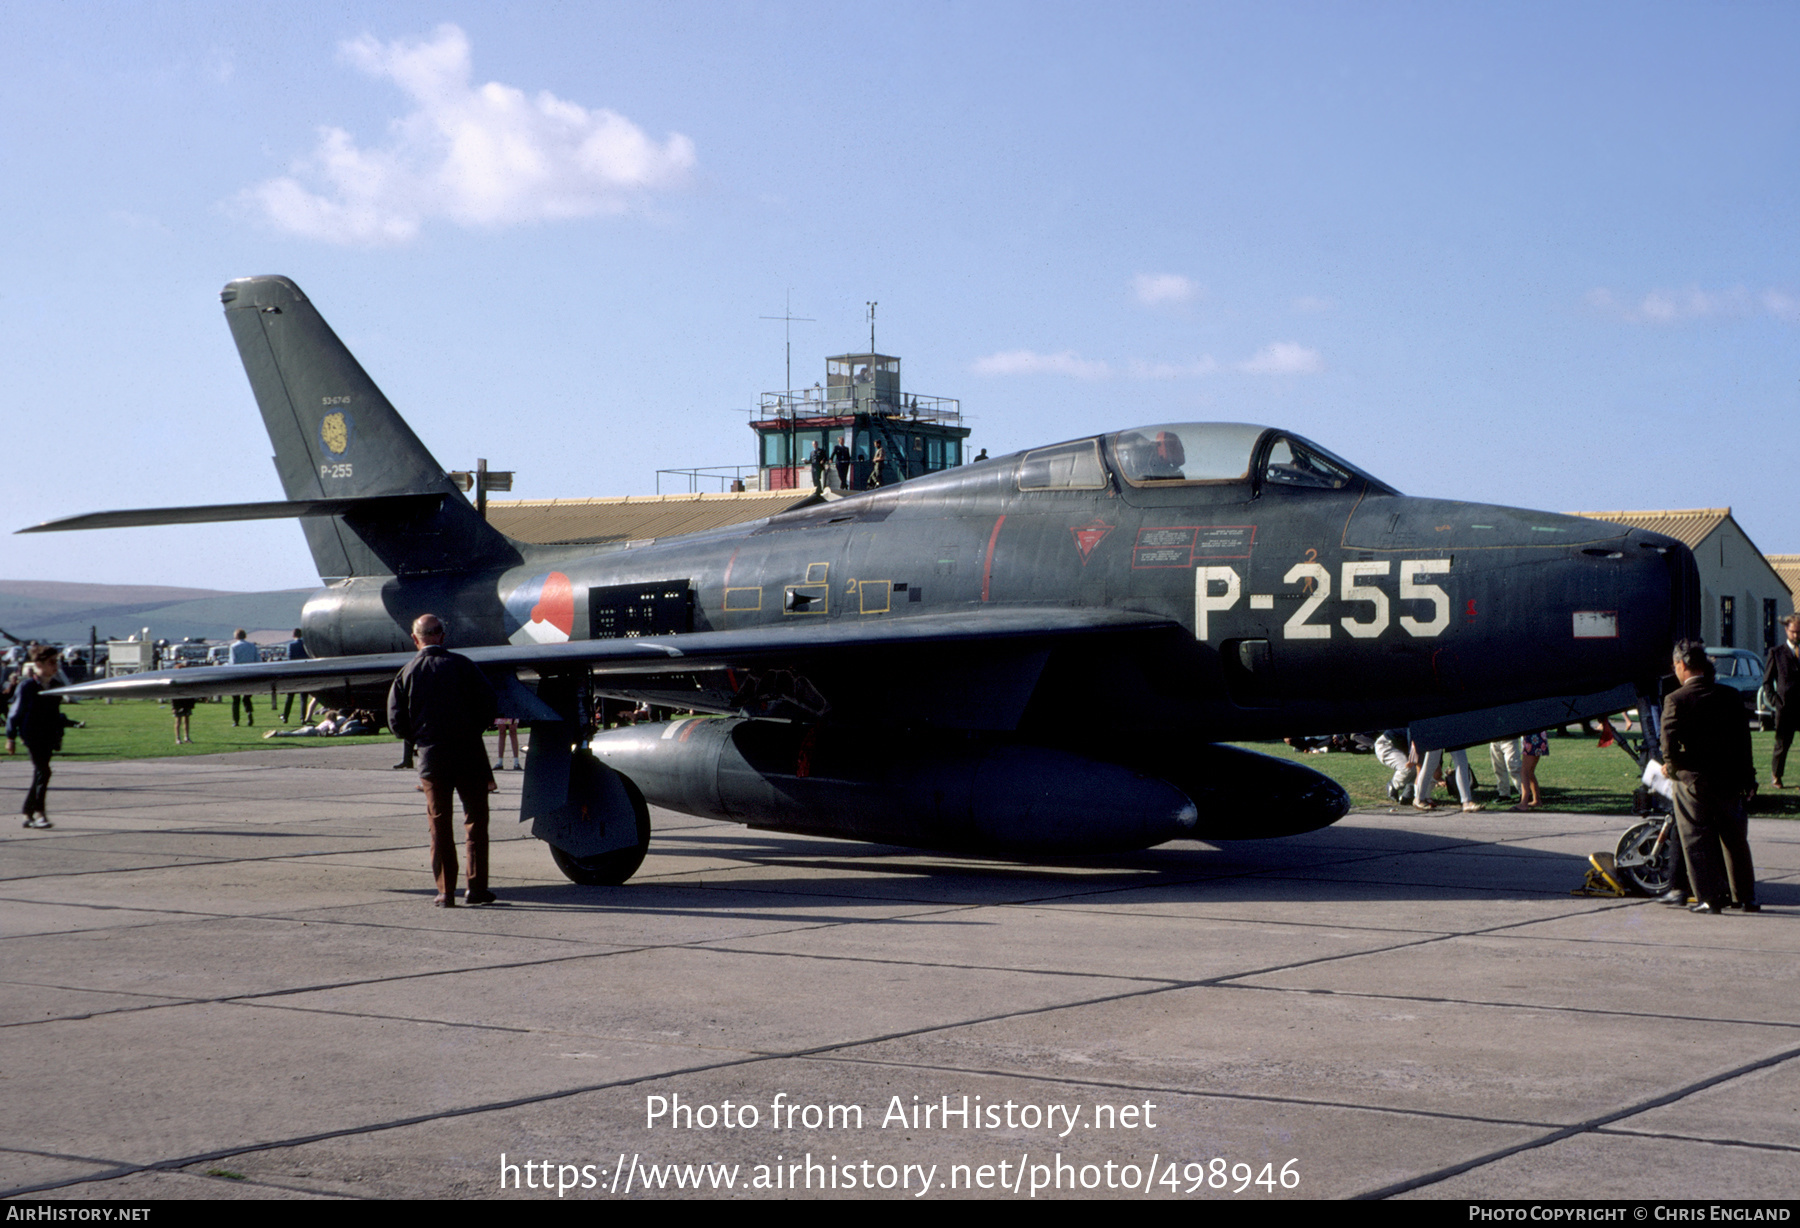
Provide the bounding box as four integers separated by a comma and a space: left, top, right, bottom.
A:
1720, 595, 1735, 648
1767, 599, 1780, 650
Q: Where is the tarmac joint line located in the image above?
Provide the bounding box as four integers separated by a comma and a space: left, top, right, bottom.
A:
1352, 1042, 1800, 1199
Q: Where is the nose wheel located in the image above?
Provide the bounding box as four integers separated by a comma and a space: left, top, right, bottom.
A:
1614, 818, 1674, 896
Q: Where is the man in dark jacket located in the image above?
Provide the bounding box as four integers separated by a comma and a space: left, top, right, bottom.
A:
1662, 639, 1758, 914
6, 645, 81, 829
281, 629, 309, 724
388, 615, 500, 906
1762, 613, 1800, 787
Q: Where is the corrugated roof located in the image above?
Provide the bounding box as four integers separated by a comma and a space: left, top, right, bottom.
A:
1765, 555, 1800, 607
1567, 508, 1732, 551
485, 490, 817, 546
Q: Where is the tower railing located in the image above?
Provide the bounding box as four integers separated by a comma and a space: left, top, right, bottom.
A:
754, 387, 961, 426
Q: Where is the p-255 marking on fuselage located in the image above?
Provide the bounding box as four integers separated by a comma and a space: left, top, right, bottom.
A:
1195, 559, 1451, 641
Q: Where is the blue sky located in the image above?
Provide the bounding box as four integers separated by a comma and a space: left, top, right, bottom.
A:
3, 2, 1796, 591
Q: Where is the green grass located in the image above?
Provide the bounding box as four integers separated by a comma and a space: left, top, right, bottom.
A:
41, 698, 395, 761
1237, 729, 1800, 818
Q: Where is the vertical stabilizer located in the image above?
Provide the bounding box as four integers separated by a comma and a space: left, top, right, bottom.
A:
221, 276, 521, 580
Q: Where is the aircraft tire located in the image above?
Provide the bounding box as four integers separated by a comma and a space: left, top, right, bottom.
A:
1614, 818, 1674, 897
547, 777, 651, 886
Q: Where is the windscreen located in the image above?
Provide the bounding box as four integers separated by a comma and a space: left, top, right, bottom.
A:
1262, 436, 1355, 490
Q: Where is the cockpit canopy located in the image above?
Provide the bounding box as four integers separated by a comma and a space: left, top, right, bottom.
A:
1015, 423, 1395, 495
1109, 423, 1268, 484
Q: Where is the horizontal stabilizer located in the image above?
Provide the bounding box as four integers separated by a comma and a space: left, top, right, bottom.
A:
17, 493, 444, 535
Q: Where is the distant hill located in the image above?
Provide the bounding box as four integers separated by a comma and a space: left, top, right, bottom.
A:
0, 579, 312, 645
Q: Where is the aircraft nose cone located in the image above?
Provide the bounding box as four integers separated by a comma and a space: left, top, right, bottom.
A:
1640, 530, 1702, 644
1613, 527, 1698, 687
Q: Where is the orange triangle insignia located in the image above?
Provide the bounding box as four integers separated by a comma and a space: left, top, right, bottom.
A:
1070, 520, 1114, 563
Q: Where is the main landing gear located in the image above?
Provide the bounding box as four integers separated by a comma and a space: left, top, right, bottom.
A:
546, 775, 651, 886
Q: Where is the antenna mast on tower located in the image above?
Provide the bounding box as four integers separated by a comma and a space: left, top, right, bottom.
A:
761, 293, 815, 488
760, 291, 814, 394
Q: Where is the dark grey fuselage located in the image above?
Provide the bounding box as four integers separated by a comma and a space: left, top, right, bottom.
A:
305, 436, 1689, 749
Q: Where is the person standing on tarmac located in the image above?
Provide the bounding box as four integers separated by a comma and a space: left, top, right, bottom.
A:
388, 614, 500, 907
7, 645, 82, 829
1661, 639, 1759, 914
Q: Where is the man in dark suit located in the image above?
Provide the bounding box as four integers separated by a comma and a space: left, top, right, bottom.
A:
1762, 613, 1800, 787
388, 614, 500, 907
1662, 639, 1758, 914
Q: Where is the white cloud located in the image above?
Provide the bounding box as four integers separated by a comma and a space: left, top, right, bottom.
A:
1761, 289, 1800, 324
1128, 357, 1219, 379
1586, 284, 1798, 326
1292, 295, 1333, 314
972, 349, 1111, 379
1643, 287, 1722, 322
1132, 273, 1198, 306
976, 344, 1320, 379
1236, 342, 1323, 374
241, 25, 695, 245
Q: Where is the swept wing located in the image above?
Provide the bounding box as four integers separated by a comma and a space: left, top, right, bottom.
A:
47, 607, 1177, 702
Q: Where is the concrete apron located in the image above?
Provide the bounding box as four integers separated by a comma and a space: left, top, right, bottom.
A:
1, 743, 1795, 1201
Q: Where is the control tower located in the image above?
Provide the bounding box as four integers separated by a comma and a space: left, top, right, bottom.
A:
750, 353, 970, 492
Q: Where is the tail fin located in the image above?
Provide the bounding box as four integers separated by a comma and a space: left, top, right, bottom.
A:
221, 275, 521, 580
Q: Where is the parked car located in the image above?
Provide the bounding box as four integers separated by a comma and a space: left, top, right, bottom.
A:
1706, 647, 1775, 730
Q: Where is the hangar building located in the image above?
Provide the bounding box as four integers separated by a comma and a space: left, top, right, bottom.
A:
1764, 555, 1800, 615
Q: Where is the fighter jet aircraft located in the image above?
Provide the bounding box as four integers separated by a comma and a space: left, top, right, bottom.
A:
23, 276, 1699, 884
